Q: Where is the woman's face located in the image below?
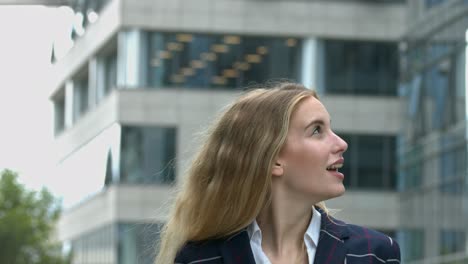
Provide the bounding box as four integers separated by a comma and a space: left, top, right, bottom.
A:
275, 96, 348, 202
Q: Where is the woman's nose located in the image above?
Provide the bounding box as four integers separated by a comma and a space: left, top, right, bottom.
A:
333, 133, 348, 154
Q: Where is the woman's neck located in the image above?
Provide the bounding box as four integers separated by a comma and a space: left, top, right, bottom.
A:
256, 190, 313, 256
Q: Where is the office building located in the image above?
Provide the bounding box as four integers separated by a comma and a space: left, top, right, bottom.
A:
399, 0, 468, 263
49, 0, 406, 263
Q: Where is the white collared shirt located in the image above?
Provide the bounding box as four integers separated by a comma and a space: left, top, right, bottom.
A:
247, 207, 321, 264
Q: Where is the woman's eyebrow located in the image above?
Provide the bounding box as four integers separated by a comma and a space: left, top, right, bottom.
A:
304, 119, 324, 131
304, 118, 331, 131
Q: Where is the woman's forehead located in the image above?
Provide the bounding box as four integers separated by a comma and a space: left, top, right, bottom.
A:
292, 97, 330, 123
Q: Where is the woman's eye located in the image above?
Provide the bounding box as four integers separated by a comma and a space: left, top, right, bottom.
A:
312, 126, 322, 135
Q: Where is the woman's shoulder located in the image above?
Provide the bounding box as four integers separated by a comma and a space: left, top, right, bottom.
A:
345, 223, 401, 262
174, 230, 251, 264
174, 238, 225, 264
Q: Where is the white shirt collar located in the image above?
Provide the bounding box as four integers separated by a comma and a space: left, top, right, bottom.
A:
247, 206, 321, 247
305, 206, 321, 248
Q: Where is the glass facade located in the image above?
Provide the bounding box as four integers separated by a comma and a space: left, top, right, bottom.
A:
323, 39, 398, 96
339, 134, 397, 190
120, 126, 176, 184
399, 3, 468, 262
147, 33, 302, 89
70, 222, 161, 264
405, 53, 466, 140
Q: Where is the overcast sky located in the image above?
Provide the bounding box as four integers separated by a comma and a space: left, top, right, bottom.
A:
0, 5, 73, 196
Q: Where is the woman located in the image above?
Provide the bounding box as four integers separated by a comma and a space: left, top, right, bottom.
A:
155, 83, 400, 264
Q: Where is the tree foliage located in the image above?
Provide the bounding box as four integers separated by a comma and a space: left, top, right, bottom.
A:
0, 169, 69, 264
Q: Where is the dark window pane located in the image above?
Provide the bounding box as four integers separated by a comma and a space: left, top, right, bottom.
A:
324, 39, 398, 96
71, 224, 116, 264
104, 51, 117, 94
440, 230, 465, 255
357, 136, 385, 188
54, 91, 65, 135
338, 133, 396, 190
118, 223, 162, 264
401, 229, 425, 261
426, 0, 446, 8
105, 151, 113, 186
387, 137, 397, 189
120, 126, 176, 184
73, 71, 89, 122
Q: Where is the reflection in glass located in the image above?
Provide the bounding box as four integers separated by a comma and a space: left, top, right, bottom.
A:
399, 4, 468, 262
148, 33, 302, 89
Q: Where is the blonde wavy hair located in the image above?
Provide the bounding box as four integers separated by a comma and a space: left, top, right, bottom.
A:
155, 82, 328, 264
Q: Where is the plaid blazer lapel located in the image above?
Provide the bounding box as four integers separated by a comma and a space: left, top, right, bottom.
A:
221, 229, 256, 264
313, 208, 350, 264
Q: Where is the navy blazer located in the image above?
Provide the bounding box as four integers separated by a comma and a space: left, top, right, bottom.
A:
175, 209, 401, 264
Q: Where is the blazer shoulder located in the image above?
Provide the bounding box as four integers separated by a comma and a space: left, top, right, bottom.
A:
175, 239, 224, 264
346, 224, 401, 263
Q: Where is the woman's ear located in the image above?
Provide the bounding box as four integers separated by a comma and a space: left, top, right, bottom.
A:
272, 161, 284, 177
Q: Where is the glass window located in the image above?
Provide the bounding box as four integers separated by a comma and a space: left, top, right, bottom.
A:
439, 143, 466, 194
71, 224, 115, 264
405, 33, 466, 139
120, 126, 176, 184
440, 230, 465, 255
357, 136, 385, 188
400, 229, 424, 262
105, 150, 113, 186
53, 89, 65, 136
423, 61, 451, 131
324, 39, 398, 96
454, 48, 466, 122
73, 71, 89, 122
405, 54, 461, 139
148, 33, 302, 89
425, 0, 446, 8
104, 51, 117, 95
118, 223, 162, 264
340, 134, 397, 190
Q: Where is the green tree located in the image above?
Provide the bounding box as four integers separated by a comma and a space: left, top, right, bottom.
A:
0, 169, 69, 264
